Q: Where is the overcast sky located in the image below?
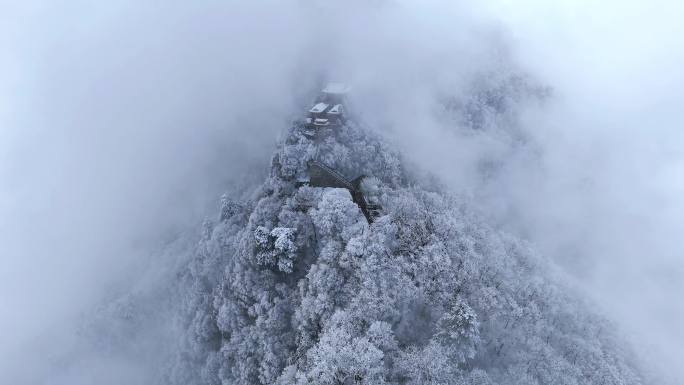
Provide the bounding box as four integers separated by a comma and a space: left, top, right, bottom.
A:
1, 1, 683, 383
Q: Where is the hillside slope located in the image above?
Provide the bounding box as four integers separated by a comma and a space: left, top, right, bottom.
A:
166, 118, 642, 385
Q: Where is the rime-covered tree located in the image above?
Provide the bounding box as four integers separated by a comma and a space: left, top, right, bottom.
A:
166, 88, 643, 385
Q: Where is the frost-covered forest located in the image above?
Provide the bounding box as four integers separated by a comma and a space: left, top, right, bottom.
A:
158, 113, 643, 384
4, 2, 684, 385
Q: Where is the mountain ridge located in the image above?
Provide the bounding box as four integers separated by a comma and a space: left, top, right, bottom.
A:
166, 114, 643, 384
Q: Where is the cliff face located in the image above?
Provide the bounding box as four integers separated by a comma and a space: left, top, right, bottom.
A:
167, 119, 642, 385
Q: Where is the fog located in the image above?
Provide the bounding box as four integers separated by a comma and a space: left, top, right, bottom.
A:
1, 1, 682, 384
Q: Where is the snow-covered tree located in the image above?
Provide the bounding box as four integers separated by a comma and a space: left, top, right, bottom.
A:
164, 94, 643, 385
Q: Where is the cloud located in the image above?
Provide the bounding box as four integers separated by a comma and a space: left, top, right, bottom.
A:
410, 1, 684, 382
0, 1, 314, 382
1, 0, 682, 383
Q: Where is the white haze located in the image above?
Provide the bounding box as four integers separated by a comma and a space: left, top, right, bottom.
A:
0, 0, 682, 383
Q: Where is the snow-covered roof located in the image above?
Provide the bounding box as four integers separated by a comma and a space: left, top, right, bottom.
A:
322, 83, 351, 95
328, 104, 343, 114
309, 102, 329, 114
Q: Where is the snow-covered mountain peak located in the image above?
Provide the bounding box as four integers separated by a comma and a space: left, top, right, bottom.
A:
167, 88, 643, 385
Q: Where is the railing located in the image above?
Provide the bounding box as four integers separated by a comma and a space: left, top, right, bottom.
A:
307, 161, 380, 224
308, 161, 355, 191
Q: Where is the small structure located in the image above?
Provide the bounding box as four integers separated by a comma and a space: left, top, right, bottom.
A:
308, 103, 333, 127
296, 175, 311, 187
322, 83, 351, 101
303, 83, 350, 137
318, 84, 350, 108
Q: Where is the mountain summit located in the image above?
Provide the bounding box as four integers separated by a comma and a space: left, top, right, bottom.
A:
167, 85, 642, 385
